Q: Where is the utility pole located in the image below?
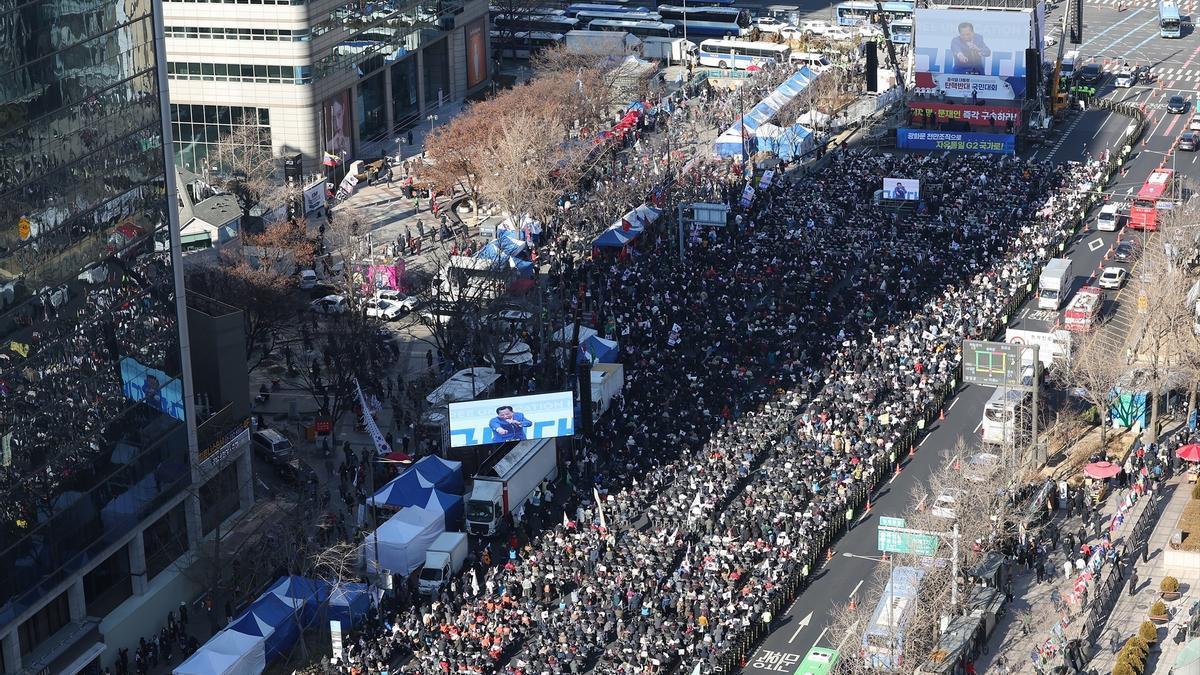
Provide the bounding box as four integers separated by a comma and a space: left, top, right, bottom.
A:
950, 522, 959, 609
1031, 345, 1042, 465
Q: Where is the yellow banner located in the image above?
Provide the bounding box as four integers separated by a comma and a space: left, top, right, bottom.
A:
9, 341, 28, 358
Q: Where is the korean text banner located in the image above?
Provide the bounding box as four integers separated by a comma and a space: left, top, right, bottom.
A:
897, 128, 1015, 155
883, 178, 920, 201
449, 391, 574, 448
907, 101, 1022, 127
914, 8, 1032, 98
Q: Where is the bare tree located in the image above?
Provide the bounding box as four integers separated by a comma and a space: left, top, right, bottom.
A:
1050, 329, 1131, 456
205, 124, 287, 220
1130, 264, 1196, 442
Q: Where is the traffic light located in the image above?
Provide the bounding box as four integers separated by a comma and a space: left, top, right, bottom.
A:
1072, 0, 1084, 43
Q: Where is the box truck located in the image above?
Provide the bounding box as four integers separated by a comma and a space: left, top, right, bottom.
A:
1038, 258, 1073, 310
465, 438, 558, 536
418, 532, 469, 595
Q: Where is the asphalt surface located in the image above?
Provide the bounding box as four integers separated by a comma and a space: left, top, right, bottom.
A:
740, 4, 1200, 671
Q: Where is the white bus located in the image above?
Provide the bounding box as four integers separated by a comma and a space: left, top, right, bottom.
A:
491, 31, 565, 59
980, 365, 1036, 446
697, 38, 790, 69
587, 18, 677, 37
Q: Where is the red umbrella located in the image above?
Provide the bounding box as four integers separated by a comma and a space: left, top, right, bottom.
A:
1178, 444, 1200, 462
1084, 461, 1122, 479
745, 64, 762, 72
381, 451, 412, 464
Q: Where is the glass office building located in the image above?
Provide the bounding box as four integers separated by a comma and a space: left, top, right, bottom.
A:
0, 0, 196, 670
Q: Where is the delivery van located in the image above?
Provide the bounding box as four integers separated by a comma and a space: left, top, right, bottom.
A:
1096, 203, 1122, 232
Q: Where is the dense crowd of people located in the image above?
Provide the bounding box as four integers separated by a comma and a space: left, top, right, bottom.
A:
319, 118, 1107, 672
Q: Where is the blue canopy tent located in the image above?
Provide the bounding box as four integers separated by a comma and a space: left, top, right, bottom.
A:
754, 123, 814, 161
243, 594, 302, 661
368, 469, 435, 509
477, 233, 534, 277
593, 204, 662, 248
421, 488, 464, 529
321, 581, 372, 625
411, 455, 464, 494
266, 575, 322, 625
578, 335, 619, 364
714, 67, 818, 159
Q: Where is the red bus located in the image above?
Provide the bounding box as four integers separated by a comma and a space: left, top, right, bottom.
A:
1128, 168, 1175, 231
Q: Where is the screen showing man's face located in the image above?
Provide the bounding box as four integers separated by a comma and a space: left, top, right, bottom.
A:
959, 25, 975, 42
497, 408, 514, 421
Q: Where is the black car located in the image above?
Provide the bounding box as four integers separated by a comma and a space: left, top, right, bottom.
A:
1182, 131, 1199, 151
1113, 239, 1142, 263
1168, 95, 1189, 114
1078, 63, 1103, 83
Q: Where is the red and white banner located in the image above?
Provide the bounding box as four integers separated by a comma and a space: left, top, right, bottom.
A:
907, 100, 1022, 127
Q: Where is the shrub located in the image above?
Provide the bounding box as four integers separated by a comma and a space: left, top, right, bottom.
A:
1135, 626, 1156, 647
1151, 600, 1168, 617
1162, 576, 1180, 593
1118, 646, 1145, 673
1112, 661, 1135, 675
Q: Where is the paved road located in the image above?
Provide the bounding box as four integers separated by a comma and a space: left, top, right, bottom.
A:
742, 6, 1200, 670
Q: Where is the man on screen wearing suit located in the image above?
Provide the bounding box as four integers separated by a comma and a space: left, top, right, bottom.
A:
489, 405, 533, 440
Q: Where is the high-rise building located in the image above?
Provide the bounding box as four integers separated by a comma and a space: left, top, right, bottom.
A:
162, 0, 492, 177
0, 1, 253, 672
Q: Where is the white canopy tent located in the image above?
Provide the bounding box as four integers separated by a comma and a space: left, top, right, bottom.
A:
363, 506, 445, 576
172, 629, 266, 675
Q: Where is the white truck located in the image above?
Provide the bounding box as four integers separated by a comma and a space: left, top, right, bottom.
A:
1038, 258, 1073, 310
590, 363, 625, 418
564, 29, 642, 56
640, 37, 694, 63
465, 438, 559, 536
417, 532, 469, 596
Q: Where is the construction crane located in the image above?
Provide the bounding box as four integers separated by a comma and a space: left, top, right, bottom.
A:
872, 1, 906, 92
1049, 9, 1071, 114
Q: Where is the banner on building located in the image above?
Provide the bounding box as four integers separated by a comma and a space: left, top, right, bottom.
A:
896, 128, 1015, 154
303, 179, 326, 213
323, 90, 353, 160
907, 101, 1022, 128
465, 18, 488, 89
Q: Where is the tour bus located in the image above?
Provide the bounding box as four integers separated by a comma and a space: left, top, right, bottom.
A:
980, 364, 1036, 446
564, 3, 639, 16
491, 12, 579, 33
835, 1, 914, 42
796, 647, 840, 675
573, 7, 661, 23
1160, 0, 1182, 38
656, 4, 752, 29
491, 31, 565, 59
862, 566, 925, 671
1129, 168, 1175, 231
697, 38, 790, 68
587, 18, 677, 37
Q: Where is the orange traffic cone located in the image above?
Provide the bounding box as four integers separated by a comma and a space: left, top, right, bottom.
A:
939, 408, 945, 421
881, 551, 890, 561
826, 548, 834, 563
954, 456, 962, 471
909, 444, 916, 458
848, 595, 857, 611
865, 496, 873, 513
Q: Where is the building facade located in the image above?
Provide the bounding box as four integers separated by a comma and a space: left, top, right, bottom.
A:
162, 0, 492, 176
0, 0, 252, 672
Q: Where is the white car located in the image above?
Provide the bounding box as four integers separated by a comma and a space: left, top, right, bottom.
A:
822, 26, 855, 42
754, 16, 793, 34
797, 19, 833, 36
298, 269, 318, 289
310, 294, 348, 315
932, 489, 964, 519
1097, 266, 1128, 290
1114, 67, 1135, 88
1190, 114, 1200, 131
374, 289, 419, 312
964, 453, 1001, 483
854, 24, 883, 39
365, 298, 404, 321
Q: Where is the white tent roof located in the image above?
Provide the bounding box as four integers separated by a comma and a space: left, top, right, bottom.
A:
173, 629, 265, 675
552, 324, 598, 344
365, 506, 445, 576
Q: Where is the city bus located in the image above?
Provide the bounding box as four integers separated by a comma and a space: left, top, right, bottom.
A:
1160, 0, 1182, 37
490, 31, 564, 59
888, 18, 913, 44
795, 647, 840, 675
564, 3, 640, 16
697, 38, 790, 68
862, 566, 925, 671
491, 13, 579, 33
1129, 168, 1175, 231
586, 18, 677, 37
656, 4, 753, 29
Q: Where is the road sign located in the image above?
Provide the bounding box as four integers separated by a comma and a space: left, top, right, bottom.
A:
877, 525, 940, 556
879, 516, 906, 528
962, 340, 1024, 387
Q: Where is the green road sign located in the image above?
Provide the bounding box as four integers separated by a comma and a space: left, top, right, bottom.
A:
877, 525, 940, 556
879, 516, 906, 528
962, 340, 1024, 388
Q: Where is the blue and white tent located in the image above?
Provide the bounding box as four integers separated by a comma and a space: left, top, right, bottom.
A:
368, 469, 436, 509
172, 629, 265, 675
579, 335, 619, 364
714, 67, 818, 159
411, 455, 464, 494
593, 204, 662, 248
324, 582, 372, 625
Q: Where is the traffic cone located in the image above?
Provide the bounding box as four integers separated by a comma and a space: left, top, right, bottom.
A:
865, 496, 873, 513
848, 595, 857, 611
826, 548, 833, 563
881, 551, 890, 561
909, 444, 916, 458
954, 456, 962, 471
939, 408, 945, 421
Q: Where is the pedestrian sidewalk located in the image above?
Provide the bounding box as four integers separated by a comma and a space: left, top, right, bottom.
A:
976, 475, 1159, 673
1090, 478, 1192, 673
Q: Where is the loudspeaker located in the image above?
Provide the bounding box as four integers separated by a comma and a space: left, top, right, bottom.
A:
865, 42, 878, 93
1025, 48, 1041, 96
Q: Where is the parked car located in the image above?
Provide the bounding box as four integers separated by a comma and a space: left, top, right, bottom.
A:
310, 294, 348, 315
754, 16, 793, 33
298, 269, 318, 289
1181, 130, 1199, 151
964, 453, 1001, 483
1168, 95, 1189, 114
797, 19, 832, 36
1190, 114, 1200, 131
1097, 266, 1128, 290
1114, 66, 1136, 87
1113, 239, 1141, 263
932, 489, 965, 519
252, 429, 295, 466
277, 458, 318, 485
375, 289, 420, 312
366, 297, 405, 321
1078, 63, 1104, 83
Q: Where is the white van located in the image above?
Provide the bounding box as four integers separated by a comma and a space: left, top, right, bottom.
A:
1096, 203, 1122, 232
790, 51, 831, 70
